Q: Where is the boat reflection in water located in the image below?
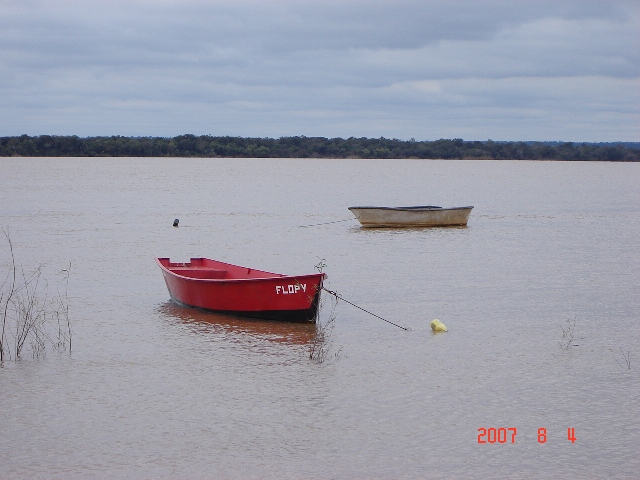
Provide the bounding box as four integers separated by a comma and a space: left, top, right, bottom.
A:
157, 301, 317, 346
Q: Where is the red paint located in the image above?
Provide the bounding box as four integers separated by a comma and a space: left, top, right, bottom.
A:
156, 257, 325, 322
538, 428, 547, 443
477, 428, 517, 444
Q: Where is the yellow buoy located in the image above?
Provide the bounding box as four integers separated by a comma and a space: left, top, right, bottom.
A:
430, 319, 447, 332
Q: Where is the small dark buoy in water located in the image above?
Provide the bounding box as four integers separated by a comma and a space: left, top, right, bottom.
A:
173, 218, 179, 227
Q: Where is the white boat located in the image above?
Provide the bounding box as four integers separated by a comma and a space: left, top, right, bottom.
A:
348, 205, 473, 228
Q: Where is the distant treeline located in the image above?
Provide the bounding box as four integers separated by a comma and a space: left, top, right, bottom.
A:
1, 134, 639, 161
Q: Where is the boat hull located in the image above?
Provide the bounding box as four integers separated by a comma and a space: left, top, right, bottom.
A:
348, 206, 473, 228
157, 258, 325, 323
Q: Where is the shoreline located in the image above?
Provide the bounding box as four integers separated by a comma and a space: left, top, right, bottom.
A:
2, 135, 639, 161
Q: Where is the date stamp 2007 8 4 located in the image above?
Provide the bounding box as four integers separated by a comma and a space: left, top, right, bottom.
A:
477, 428, 576, 444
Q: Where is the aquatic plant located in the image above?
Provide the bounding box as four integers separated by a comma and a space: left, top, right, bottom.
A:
308, 290, 341, 364
0, 230, 71, 361
559, 316, 578, 350
307, 258, 341, 364
615, 348, 631, 370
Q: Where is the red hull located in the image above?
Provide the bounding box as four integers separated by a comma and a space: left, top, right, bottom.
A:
156, 257, 325, 323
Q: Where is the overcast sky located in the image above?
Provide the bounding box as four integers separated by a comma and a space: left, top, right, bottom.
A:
1, 0, 638, 141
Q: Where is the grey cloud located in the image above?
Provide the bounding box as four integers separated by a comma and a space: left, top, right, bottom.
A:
0, 0, 638, 140
3, 0, 633, 61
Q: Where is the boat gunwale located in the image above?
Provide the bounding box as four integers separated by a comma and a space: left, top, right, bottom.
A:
348, 205, 473, 212
156, 258, 326, 283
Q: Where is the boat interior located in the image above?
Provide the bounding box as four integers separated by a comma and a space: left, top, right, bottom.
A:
168, 267, 228, 279
160, 257, 284, 280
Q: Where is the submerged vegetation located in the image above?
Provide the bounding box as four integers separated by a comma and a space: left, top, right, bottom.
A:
559, 316, 578, 350
1, 135, 639, 161
0, 231, 72, 361
308, 258, 341, 364
615, 348, 631, 370
308, 292, 340, 364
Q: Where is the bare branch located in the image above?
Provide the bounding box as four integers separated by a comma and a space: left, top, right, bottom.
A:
1, 230, 72, 361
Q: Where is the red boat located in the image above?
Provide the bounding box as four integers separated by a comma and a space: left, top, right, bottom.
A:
156, 257, 326, 322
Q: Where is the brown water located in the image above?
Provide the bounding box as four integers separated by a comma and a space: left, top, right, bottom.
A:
1, 157, 639, 479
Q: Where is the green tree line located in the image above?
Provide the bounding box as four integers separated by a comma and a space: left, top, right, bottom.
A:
1, 134, 638, 161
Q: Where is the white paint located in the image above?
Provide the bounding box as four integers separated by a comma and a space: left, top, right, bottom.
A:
275, 283, 307, 295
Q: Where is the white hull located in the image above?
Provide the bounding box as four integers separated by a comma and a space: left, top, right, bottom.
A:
348, 206, 473, 228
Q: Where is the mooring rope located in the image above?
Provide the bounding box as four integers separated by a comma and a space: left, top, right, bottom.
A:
322, 287, 410, 331
299, 218, 355, 228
